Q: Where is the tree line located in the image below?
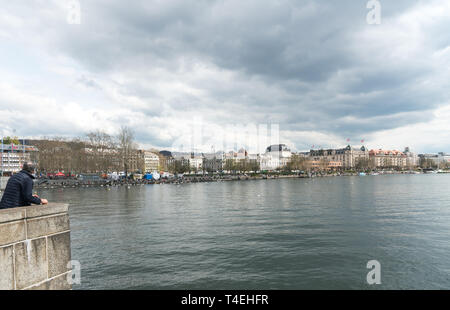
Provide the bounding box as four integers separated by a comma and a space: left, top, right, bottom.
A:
31, 127, 137, 175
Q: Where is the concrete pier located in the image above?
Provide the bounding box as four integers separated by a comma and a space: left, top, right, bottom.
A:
0, 203, 72, 290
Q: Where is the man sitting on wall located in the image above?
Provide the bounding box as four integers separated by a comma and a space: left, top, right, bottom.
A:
0, 162, 48, 209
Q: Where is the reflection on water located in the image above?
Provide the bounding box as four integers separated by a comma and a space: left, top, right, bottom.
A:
38, 175, 450, 289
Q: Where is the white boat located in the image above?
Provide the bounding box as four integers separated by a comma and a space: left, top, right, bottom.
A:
152, 171, 161, 180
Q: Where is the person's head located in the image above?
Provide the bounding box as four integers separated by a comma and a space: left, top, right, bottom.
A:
23, 162, 36, 174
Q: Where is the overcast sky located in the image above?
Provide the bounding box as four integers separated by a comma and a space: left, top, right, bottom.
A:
1, 0, 449, 153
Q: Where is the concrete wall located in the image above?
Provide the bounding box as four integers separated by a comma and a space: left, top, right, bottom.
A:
0, 203, 72, 290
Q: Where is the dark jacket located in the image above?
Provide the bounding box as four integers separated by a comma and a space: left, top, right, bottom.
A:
0, 170, 42, 209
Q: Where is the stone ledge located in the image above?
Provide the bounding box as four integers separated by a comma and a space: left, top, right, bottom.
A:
0, 208, 27, 224
0, 203, 69, 224
25, 204, 69, 219
0, 204, 69, 247
27, 214, 70, 239
0, 203, 71, 290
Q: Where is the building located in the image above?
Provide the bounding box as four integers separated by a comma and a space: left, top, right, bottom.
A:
202, 153, 223, 173
438, 153, 450, 167
369, 149, 407, 168
260, 144, 292, 171
308, 160, 343, 170
126, 149, 144, 173
158, 150, 173, 171
170, 152, 203, 172
189, 154, 204, 173
403, 147, 419, 168
419, 152, 450, 168
260, 154, 279, 171
0, 144, 39, 175
222, 149, 260, 172
309, 145, 369, 169
170, 153, 191, 173
142, 151, 160, 173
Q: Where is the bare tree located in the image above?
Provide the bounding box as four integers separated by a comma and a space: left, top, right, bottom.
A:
117, 126, 136, 177
33, 137, 73, 174
86, 130, 116, 173
66, 137, 86, 174
286, 154, 307, 171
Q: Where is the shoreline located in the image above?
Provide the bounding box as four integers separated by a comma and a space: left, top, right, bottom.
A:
27, 170, 449, 190
1, 170, 448, 194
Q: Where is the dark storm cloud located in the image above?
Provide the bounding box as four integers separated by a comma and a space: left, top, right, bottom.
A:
58, 0, 414, 78
2, 0, 449, 150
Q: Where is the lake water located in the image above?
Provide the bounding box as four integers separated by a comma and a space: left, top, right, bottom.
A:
37, 174, 450, 289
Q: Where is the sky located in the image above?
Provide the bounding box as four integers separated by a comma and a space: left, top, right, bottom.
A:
0, 0, 449, 153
